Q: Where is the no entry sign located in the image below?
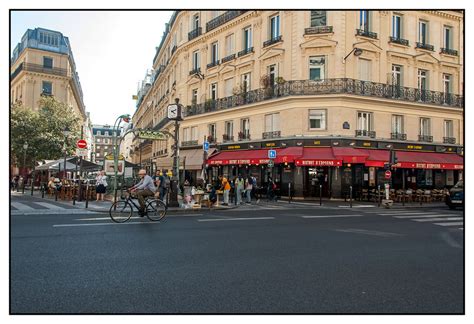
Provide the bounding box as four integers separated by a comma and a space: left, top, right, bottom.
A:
385, 170, 392, 179
77, 139, 87, 149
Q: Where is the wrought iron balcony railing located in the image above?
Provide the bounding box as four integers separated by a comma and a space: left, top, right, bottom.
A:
206, 60, 220, 69
221, 53, 236, 63
188, 27, 202, 41
263, 35, 282, 47
391, 133, 407, 140
10, 62, 68, 80
356, 29, 377, 39
222, 134, 234, 142
443, 137, 456, 144
189, 67, 201, 76
262, 131, 281, 139
174, 78, 463, 120
181, 140, 199, 147
440, 48, 458, 56
238, 132, 251, 141
389, 36, 409, 46
304, 26, 333, 35
238, 47, 254, 57
418, 135, 433, 142
355, 130, 376, 138
416, 42, 434, 51
206, 10, 247, 32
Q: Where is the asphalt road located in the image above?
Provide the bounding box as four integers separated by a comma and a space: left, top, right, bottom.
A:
11, 197, 464, 314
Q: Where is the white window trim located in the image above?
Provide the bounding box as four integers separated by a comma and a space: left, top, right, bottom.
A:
309, 109, 327, 131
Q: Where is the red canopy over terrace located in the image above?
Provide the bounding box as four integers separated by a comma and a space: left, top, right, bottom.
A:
363, 150, 463, 169
294, 148, 342, 166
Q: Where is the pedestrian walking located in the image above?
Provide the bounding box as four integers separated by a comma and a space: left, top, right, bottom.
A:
155, 170, 170, 204
267, 175, 276, 202
245, 175, 253, 204
219, 175, 231, 206
235, 174, 245, 205
95, 170, 108, 201
229, 176, 236, 204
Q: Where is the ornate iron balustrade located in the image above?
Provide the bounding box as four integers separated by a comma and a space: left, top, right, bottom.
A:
238, 131, 251, 141
207, 135, 217, 144
206, 60, 220, 69
222, 134, 234, 142
174, 79, 464, 120
418, 135, 433, 142
391, 133, 407, 140
181, 140, 199, 147
355, 130, 376, 138
443, 137, 456, 144
238, 47, 254, 57
262, 131, 281, 139
206, 10, 247, 32
356, 29, 377, 39
188, 27, 202, 41
263, 35, 282, 47
221, 53, 236, 63
389, 36, 409, 46
304, 26, 333, 35
416, 42, 434, 51
440, 48, 458, 56
189, 67, 201, 76
11, 62, 68, 80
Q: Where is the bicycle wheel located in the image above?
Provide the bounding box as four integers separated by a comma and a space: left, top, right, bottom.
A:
109, 200, 133, 223
146, 199, 167, 221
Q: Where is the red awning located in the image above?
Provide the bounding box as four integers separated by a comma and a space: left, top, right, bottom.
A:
208, 147, 303, 165
274, 146, 303, 163
394, 151, 464, 170
295, 148, 342, 166
365, 150, 389, 167
332, 147, 369, 163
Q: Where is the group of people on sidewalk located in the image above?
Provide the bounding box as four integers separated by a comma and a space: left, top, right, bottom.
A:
217, 173, 277, 206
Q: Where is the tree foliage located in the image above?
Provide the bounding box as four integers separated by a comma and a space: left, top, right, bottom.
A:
11, 96, 81, 167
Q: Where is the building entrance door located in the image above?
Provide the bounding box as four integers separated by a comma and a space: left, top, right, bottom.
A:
305, 167, 329, 197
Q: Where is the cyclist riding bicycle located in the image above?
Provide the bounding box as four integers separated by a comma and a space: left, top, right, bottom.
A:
129, 169, 156, 217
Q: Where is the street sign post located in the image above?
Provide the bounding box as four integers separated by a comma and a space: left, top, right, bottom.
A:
268, 149, 277, 159
385, 170, 392, 179
203, 141, 209, 152
268, 159, 274, 168
137, 130, 168, 140
77, 139, 87, 149
75, 148, 88, 157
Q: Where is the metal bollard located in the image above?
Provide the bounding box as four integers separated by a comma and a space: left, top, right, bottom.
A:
72, 186, 76, 205
85, 183, 89, 209
41, 185, 45, 198
288, 183, 291, 204
349, 185, 353, 208
377, 185, 381, 207
319, 184, 322, 206
402, 190, 405, 206
55, 188, 58, 201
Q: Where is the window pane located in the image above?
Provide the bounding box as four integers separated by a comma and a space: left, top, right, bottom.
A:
43, 57, 53, 68
42, 81, 52, 95
311, 11, 326, 27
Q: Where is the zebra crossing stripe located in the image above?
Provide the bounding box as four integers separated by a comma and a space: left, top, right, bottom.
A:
34, 202, 67, 210
433, 222, 464, 227
11, 202, 35, 211
394, 214, 462, 219
412, 217, 463, 222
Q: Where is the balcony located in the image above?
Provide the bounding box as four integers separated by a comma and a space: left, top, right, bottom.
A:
391, 133, 407, 140
181, 140, 198, 147
304, 26, 333, 35
206, 10, 247, 32
418, 135, 433, 142
389, 36, 409, 46
10, 62, 68, 80
440, 48, 458, 56
355, 130, 376, 138
238, 131, 251, 141
188, 27, 202, 41
189, 67, 201, 76
263, 35, 282, 47
221, 53, 236, 63
356, 29, 378, 39
416, 42, 434, 51
206, 60, 220, 69
222, 134, 234, 142
443, 137, 456, 144
182, 78, 463, 119
237, 47, 254, 57
207, 135, 217, 144
262, 131, 281, 139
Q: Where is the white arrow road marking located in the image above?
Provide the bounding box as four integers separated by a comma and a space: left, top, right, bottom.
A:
198, 217, 274, 222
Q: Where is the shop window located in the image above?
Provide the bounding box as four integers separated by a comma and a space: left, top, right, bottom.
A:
309, 109, 326, 130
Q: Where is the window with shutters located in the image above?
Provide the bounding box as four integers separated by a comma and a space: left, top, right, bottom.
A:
309, 110, 326, 130
358, 58, 372, 81
420, 118, 431, 136
265, 113, 280, 132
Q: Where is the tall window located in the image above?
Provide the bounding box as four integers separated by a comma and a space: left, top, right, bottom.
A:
443, 73, 452, 103
417, 69, 428, 100
309, 110, 326, 130
444, 120, 454, 138
192, 89, 198, 105
43, 57, 53, 69
225, 121, 233, 137
444, 26, 452, 49
270, 14, 280, 39
208, 124, 216, 141
310, 11, 327, 27
224, 78, 234, 97
265, 113, 280, 132
358, 58, 372, 81
191, 126, 198, 141
210, 83, 218, 100
420, 118, 431, 136
392, 14, 402, 38
192, 14, 200, 30
268, 64, 277, 86
211, 42, 219, 64
225, 34, 234, 55
192, 51, 200, 70
183, 128, 190, 141
392, 115, 404, 134
42, 81, 52, 95
357, 112, 373, 131
243, 27, 252, 50
418, 20, 428, 44
360, 10, 370, 31
391, 65, 403, 86
241, 118, 250, 137
242, 73, 251, 92
309, 56, 325, 81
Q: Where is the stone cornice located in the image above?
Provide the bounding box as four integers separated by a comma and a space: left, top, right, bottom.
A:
422, 10, 463, 21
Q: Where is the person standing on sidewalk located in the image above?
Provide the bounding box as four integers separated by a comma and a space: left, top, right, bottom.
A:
95, 170, 108, 201
219, 175, 231, 206
245, 175, 253, 204
155, 170, 170, 204
235, 174, 245, 205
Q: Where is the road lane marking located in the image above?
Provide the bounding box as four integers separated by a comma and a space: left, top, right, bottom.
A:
75, 214, 203, 221
433, 222, 464, 227
301, 214, 364, 218
394, 214, 462, 219
413, 217, 463, 222
53, 221, 160, 227
333, 228, 403, 237
377, 212, 431, 216
11, 202, 35, 211
338, 205, 375, 208
34, 202, 67, 210
197, 217, 274, 222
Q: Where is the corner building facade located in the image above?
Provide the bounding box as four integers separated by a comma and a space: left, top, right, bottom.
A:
132, 10, 464, 198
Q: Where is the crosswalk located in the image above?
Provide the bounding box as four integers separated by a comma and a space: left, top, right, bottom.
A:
11, 200, 98, 215
373, 210, 464, 230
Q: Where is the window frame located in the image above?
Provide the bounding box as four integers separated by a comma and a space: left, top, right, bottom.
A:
357, 111, 373, 131
265, 113, 280, 132
391, 115, 404, 134
444, 120, 454, 138
392, 14, 402, 38
418, 20, 428, 44
42, 81, 53, 95
269, 14, 280, 39
309, 109, 327, 131
310, 11, 327, 27
43, 56, 53, 69
243, 26, 252, 50
419, 117, 431, 136
225, 120, 234, 137
443, 25, 453, 49
210, 83, 218, 100
192, 50, 200, 70
309, 56, 326, 81
211, 41, 219, 63
360, 10, 370, 31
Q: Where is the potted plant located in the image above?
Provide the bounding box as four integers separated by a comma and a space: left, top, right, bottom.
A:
260, 74, 274, 99
204, 98, 216, 112
275, 76, 286, 96
232, 83, 246, 105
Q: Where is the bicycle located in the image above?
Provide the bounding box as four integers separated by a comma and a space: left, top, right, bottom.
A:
109, 190, 167, 223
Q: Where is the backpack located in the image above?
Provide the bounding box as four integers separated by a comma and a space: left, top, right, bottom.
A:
163, 176, 171, 189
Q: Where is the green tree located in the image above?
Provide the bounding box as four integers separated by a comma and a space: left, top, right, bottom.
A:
11, 96, 81, 168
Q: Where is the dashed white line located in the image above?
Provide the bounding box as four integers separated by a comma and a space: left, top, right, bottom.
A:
433, 222, 464, 227
301, 214, 364, 219
197, 217, 274, 222
394, 214, 462, 219
53, 221, 159, 227
11, 202, 35, 211
413, 217, 463, 222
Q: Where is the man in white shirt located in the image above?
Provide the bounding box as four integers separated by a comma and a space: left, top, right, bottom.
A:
130, 169, 156, 216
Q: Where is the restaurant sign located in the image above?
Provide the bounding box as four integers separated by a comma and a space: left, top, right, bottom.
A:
295, 160, 342, 166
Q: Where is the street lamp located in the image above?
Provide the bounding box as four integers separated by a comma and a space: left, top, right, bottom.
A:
22, 141, 28, 194
62, 126, 71, 180
343, 47, 363, 63
113, 114, 131, 202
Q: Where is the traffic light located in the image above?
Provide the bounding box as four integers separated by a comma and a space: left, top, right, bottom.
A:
389, 150, 398, 165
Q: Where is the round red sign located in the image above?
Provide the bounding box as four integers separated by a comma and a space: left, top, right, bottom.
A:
77, 139, 87, 149
385, 170, 392, 179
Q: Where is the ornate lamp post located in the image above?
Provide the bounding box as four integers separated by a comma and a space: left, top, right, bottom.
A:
113, 114, 130, 202
22, 141, 28, 194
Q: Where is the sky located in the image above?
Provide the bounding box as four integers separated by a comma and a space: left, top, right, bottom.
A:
10, 10, 173, 126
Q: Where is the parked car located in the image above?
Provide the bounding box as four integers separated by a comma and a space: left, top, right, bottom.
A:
446, 180, 464, 209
